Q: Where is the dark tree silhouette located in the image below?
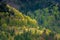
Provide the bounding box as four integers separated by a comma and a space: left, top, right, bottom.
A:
0, 0, 2, 2
0, 0, 9, 12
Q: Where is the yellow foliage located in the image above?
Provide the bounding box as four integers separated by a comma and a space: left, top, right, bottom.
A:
25, 29, 28, 32
26, 16, 37, 25
46, 29, 51, 35
36, 30, 43, 35
7, 4, 24, 19
54, 34, 60, 40
26, 16, 33, 22
6, 5, 52, 37
31, 19, 37, 24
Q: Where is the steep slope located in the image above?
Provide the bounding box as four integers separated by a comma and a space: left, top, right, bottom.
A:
0, 3, 40, 40
0, 4, 38, 27
0, 2, 60, 40
1, 0, 60, 34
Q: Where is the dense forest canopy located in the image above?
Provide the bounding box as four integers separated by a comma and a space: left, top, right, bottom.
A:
2, 0, 60, 33
0, 0, 60, 40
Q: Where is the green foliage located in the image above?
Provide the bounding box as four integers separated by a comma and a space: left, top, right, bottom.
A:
0, 2, 60, 40
0, 31, 8, 40
27, 4, 60, 33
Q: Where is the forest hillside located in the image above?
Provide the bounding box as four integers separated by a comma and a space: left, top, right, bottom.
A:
0, 1, 60, 40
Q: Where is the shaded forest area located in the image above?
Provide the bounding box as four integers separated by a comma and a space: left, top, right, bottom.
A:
4, 0, 60, 33
0, 0, 60, 40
